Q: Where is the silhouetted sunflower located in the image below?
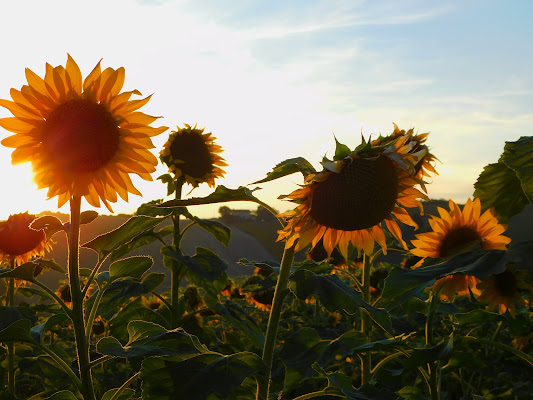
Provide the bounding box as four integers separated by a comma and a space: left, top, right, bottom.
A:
0, 212, 49, 265
410, 198, 511, 301
0, 55, 167, 211
277, 132, 428, 257
160, 124, 227, 188
476, 266, 529, 317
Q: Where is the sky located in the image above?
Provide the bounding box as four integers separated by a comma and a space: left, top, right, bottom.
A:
0, 0, 531, 221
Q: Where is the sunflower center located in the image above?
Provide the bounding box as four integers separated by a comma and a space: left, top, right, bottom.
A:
438, 226, 481, 257
310, 156, 399, 231
41, 99, 120, 173
493, 269, 517, 297
169, 131, 213, 178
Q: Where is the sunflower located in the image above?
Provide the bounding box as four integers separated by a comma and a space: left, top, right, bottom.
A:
372, 123, 438, 181
410, 198, 511, 259
0, 212, 49, 265
431, 273, 481, 302
410, 198, 511, 301
476, 266, 529, 317
277, 132, 429, 257
160, 124, 227, 188
0, 55, 167, 211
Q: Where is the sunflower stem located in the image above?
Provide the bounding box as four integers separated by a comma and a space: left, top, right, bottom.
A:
170, 177, 185, 329
360, 253, 372, 386
256, 244, 296, 400
68, 195, 96, 400
7, 257, 16, 396
426, 290, 442, 400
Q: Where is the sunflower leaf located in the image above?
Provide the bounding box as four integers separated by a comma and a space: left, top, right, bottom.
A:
252, 157, 317, 184
31, 314, 69, 344
109, 256, 154, 281
289, 269, 392, 333
379, 248, 507, 309
157, 185, 262, 208
501, 136, 533, 203
101, 388, 135, 400
474, 162, 529, 223
140, 352, 265, 400
82, 215, 167, 261
30, 215, 65, 240
80, 210, 98, 225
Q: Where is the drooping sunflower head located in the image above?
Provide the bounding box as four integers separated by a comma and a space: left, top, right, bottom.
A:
410, 198, 511, 260
476, 266, 530, 317
160, 124, 227, 188
431, 273, 481, 302
277, 132, 429, 257
0, 212, 48, 265
0, 55, 167, 211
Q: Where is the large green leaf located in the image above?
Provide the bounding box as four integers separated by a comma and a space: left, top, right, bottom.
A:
97, 321, 206, 359
252, 157, 316, 184
140, 352, 265, 400
83, 215, 167, 260
404, 335, 454, 370
109, 256, 154, 281
379, 248, 507, 310
204, 294, 264, 349
454, 309, 506, 325
502, 136, 533, 202
289, 269, 392, 333
31, 215, 65, 240
31, 314, 69, 343
0, 310, 34, 343
43, 391, 79, 400
157, 185, 261, 208
182, 209, 231, 247
473, 162, 529, 222
162, 246, 228, 292
101, 388, 135, 400
0, 262, 39, 281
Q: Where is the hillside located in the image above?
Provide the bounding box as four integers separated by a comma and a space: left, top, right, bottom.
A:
6, 201, 533, 292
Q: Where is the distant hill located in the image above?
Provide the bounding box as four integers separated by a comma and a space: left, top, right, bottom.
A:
6, 201, 533, 292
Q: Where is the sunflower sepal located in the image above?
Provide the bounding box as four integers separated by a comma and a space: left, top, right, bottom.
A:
252, 157, 317, 184
333, 136, 351, 161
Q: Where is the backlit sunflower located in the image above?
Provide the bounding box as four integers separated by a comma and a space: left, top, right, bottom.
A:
160, 124, 227, 188
277, 132, 429, 257
0, 212, 49, 265
476, 266, 529, 317
0, 55, 167, 211
372, 123, 438, 182
410, 198, 511, 301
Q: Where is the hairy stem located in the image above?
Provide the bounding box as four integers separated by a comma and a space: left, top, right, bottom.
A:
170, 177, 185, 329
256, 244, 296, 400
68, 195, 96, 400
7, 257, 15, 396
360, 254, 372, 386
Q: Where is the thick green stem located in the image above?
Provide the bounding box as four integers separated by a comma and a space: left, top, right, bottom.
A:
360, 254, 371, 386
170, 177, 184, 329
68, 196, 96, 400
7, 257, 15, 396
256, 244, 296, 400
292, 391, 345, 400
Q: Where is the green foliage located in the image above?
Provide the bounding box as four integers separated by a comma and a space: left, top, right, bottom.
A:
252, 157, 317, 184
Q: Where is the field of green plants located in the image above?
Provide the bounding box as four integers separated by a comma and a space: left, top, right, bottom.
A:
0, 56, 532, 400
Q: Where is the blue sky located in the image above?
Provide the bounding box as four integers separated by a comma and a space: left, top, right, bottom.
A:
0, 0, 531, 219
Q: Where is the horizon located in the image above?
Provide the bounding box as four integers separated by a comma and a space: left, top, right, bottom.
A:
1, 0, 531, 220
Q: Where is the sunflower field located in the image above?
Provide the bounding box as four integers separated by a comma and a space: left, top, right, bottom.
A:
0, 56, 531, 400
